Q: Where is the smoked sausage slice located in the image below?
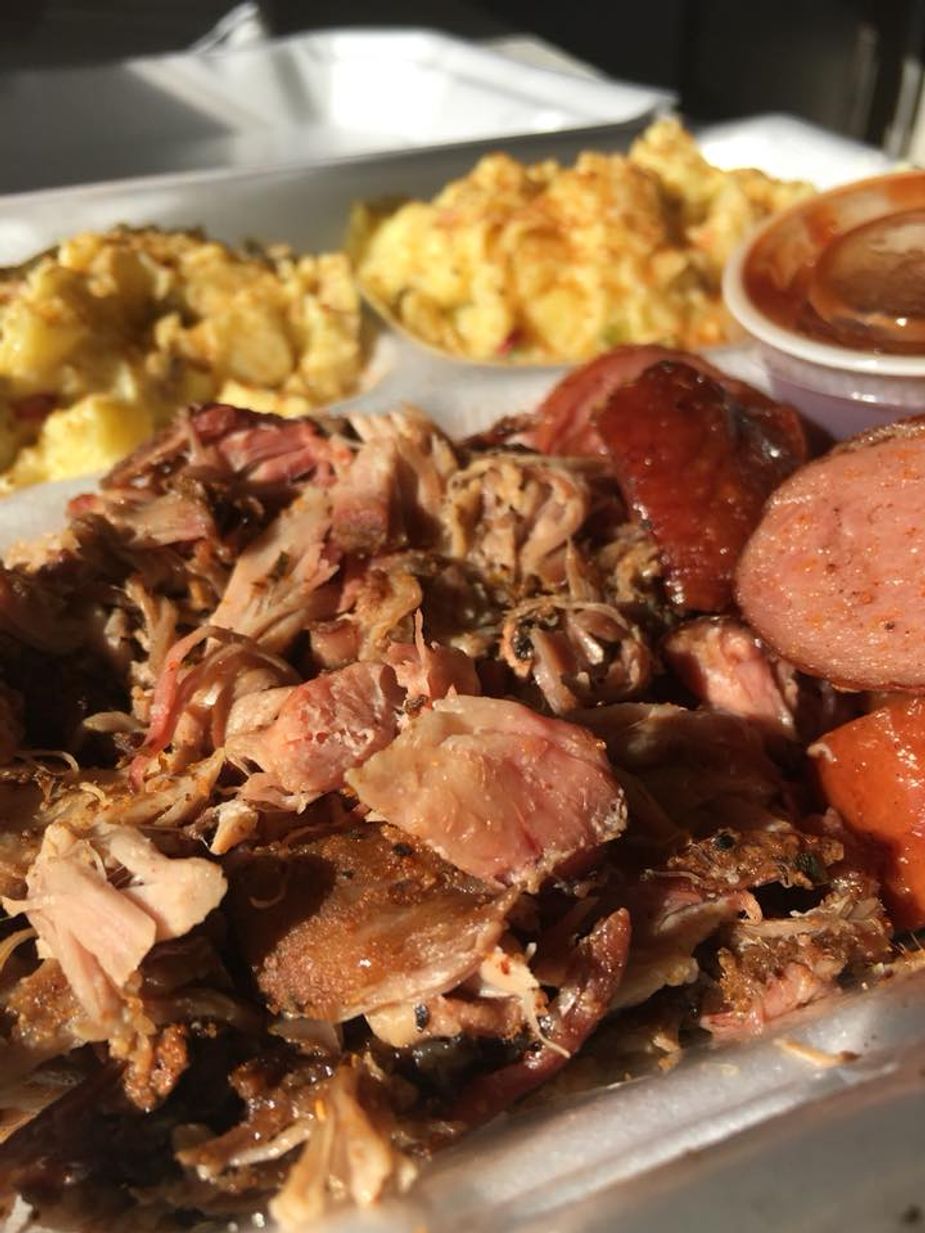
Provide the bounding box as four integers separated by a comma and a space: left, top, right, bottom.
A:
530, 345, 717, 456
736, 423, 925, 690
594, 362, 807, 612
530, 344, 804, 459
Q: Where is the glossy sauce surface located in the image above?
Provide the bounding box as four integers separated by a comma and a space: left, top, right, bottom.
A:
743, 172, 925, 356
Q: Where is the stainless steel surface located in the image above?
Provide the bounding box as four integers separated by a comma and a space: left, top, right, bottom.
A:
0, 27, 673, 194
0, 115, 661, 263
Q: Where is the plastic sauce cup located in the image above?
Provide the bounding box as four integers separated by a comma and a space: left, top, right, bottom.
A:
723, 170, 925, 439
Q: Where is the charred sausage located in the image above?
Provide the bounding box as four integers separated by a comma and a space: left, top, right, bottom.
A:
529, 344, 776, 456
594, 362, 807, 611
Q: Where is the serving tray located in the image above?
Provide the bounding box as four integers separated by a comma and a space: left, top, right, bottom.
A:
0, 117, 914, 1233
0, 27, 673, 195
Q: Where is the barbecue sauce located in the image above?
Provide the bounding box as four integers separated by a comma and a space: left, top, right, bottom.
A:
743, 172, 925, 356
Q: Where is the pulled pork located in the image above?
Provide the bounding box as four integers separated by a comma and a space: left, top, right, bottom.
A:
0, 394, 896, 1233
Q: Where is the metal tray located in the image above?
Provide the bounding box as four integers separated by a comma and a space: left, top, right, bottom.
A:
0, 119, 916, 1233
0, 27, 673, 195
0, 116, 659, 263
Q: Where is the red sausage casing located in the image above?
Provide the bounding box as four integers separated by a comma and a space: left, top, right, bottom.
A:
594, 362, 807, 612
530, 344, 802, 458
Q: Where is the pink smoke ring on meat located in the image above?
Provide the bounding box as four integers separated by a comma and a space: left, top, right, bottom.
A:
347, 695, 627, 889
227, 661, 405, 804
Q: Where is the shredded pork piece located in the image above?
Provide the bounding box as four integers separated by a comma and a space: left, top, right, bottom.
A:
347, 695, 626, 888
229, 825, 517, 1021
383, 612, 481, 705
212, 488, 339, 651
349, 407, 458, 540
451, 909, 632, 1125
270, 1063, 416, 1226
501, 597, 651, 713
662, 616, 795, 736
2, 823, 225, 1026
700, 878, 892, 1039
443, 454, 591, 590
132, 626, 298, 777
228, 662, 404, 805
